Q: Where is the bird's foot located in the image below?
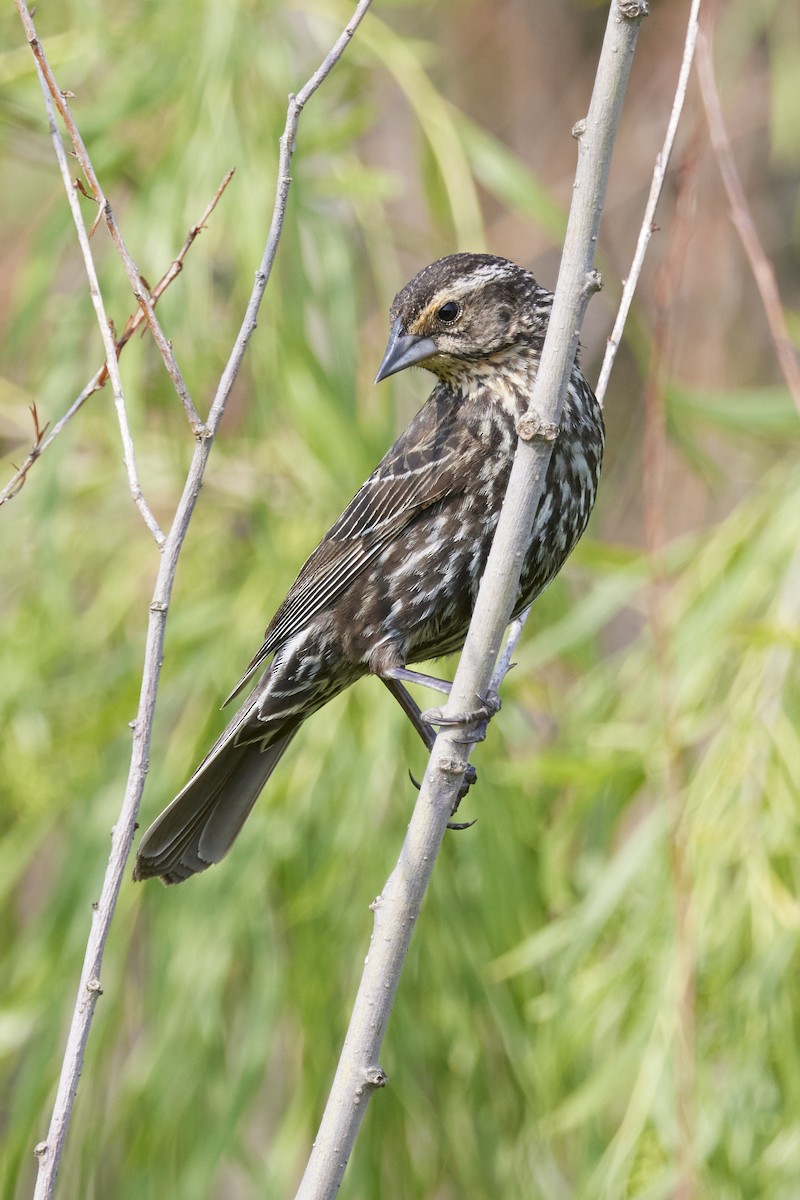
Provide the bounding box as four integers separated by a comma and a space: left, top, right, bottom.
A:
408, 767, 478, 830
421, 691, 501, 743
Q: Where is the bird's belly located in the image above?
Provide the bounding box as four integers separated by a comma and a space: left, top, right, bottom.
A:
331, 412, 602, 672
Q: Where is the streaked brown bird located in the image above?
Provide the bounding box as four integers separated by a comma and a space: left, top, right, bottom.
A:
134, 253, 604, 885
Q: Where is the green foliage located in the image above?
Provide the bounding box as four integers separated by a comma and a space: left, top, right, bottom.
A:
2, 2, 800, 1199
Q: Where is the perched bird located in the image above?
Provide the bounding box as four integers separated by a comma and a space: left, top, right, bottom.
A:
134, 253, 604, 885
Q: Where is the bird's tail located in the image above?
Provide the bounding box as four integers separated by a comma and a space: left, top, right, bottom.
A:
133, 719, 298, 885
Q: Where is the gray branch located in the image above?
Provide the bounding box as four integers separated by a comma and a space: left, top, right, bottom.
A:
294, 4, 648, 1197
596, 0, 701, 408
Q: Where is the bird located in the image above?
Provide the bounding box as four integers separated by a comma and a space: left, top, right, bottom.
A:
133, 253, 604, 885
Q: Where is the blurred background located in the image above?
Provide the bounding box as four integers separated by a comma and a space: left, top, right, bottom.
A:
2, 1, 799, 1197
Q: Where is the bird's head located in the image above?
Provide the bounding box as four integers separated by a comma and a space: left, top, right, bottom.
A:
375, 253, 551, 386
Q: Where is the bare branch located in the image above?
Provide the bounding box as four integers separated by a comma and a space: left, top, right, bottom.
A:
0, 169, 234, 509
204, 0, 376, 438
36, 66, 165, 545
595, 0, 701, 408
15, 1, 204, 434
28, 4, 374, 1196
695, 9, 800, 415
294, 5, 648, 1197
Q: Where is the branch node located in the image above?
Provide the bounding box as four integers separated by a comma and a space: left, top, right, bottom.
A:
369, 893, 383, 913
437, 755, 466, 776
584, 269, 603, 296
85, 978, 103, 997
572, 117, 587, 139
363, 1065, 387, 1089
149, 601, 168, 614
516, 413, 560, 443
617, 0, 649, 20
34, 1142, 48, 1160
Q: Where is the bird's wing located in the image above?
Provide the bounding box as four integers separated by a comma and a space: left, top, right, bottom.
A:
225, 390, 472, 702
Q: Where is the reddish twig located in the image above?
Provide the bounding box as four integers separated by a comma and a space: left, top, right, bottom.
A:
36, 67, 164, 544
15, 1, 204, 434
695, 8, 800, 415
4, 405, 50, 502
0, 169, 234, 509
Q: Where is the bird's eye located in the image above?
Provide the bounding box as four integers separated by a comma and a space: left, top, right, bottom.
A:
437, 301, 460, 323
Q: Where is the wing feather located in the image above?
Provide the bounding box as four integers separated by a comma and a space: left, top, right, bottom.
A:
225, 388, 471, 702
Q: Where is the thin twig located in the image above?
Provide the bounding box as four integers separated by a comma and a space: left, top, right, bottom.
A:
293, 5, 648, 1198
595, 0, 701, 408
695, 9, 800, 415
15, 1, 204, 435
204, 1, 375, 434
28, 4, 374, 1197
0, 169, 234, 509
36, 67, 164, 545
490, 607, 529, 694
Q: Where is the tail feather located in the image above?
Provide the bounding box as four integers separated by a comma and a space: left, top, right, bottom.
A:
133, 724, 298, 885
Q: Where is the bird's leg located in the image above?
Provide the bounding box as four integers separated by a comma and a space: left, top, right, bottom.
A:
380, 675, 437, 751
381, 665, 453, 695
380, 676, 477, 827
381, 664, 500, 743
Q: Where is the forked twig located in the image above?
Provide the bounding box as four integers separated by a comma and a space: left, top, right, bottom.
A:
25, 3, 374, 1196
0, 169, 234, 509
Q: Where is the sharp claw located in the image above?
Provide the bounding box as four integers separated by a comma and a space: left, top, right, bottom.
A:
420, 705, 445, 725
406, 753, 479, 825
452, 725, 488, 745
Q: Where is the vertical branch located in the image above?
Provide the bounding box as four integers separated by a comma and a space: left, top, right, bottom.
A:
294, 6, 649, 1198
36, 68, 164, 544
595, 0, 702, 408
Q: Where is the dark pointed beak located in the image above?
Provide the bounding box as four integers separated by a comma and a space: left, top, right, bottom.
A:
374, 318, 438, 384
